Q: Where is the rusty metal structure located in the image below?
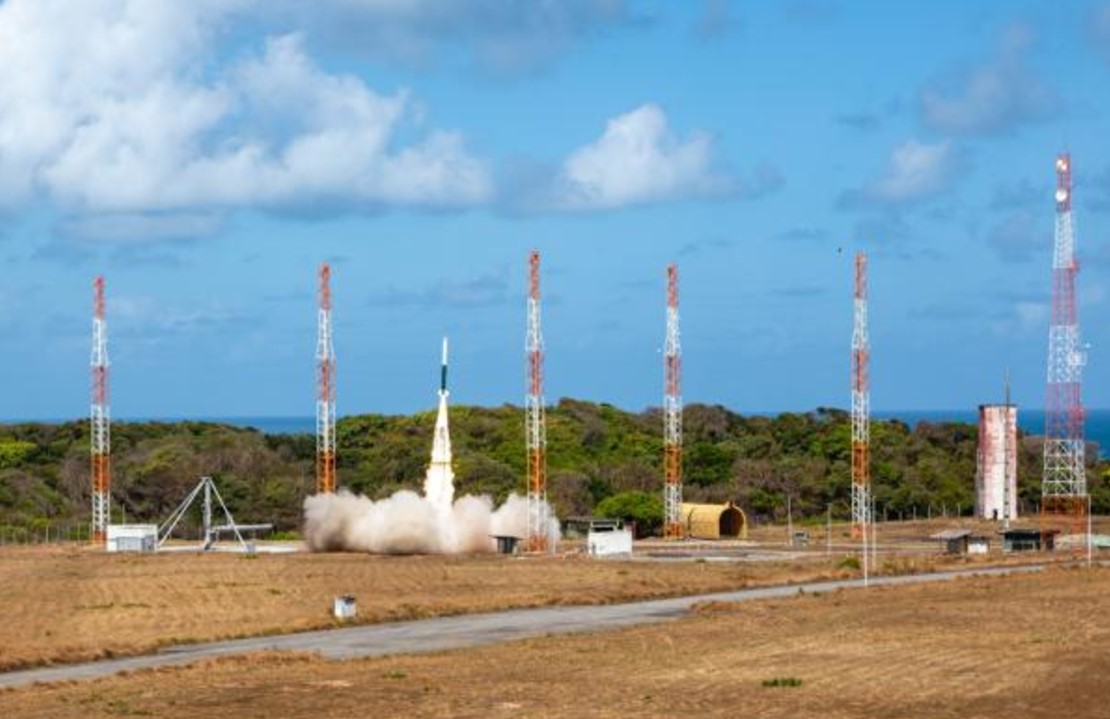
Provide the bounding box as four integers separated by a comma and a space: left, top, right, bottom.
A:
663, 263, 684, 539
851, 252, 871, 579
1042, 153, 1088, 532
90, 276, 111, 545
316, 264, 337, 494
525, 250, 550, 552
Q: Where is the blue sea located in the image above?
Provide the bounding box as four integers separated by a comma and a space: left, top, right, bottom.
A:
875, 409, 1110, 456
193, 416, 317, 434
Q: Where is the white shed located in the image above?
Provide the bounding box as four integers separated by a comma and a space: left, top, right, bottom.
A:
587, 528, 633, 557
106, 524, 158, 553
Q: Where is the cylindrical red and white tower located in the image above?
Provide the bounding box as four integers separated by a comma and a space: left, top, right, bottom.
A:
977, 403, 1018, 522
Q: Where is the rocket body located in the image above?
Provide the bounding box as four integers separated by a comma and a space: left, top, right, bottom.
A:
424, 337, 455, 510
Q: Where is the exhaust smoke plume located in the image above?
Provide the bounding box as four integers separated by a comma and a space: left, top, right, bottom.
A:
302, 489, 557, 554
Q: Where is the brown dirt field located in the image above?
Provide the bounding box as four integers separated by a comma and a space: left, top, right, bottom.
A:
746, 515, 1110, 546
2, 565, 1106, 718
0, 544, 870, 671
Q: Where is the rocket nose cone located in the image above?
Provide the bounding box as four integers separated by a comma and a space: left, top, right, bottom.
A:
440, 337, 449, 392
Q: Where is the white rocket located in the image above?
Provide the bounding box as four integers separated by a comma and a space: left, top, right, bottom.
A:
423, 337, 455, 510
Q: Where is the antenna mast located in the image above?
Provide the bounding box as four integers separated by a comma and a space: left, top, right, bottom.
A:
1042, 152, 1087, 528
851, 253, 871, 578
316, 264, 337, 494
90, 276, 110, 546
663, 264, 684, 539
525, 250, 549, 552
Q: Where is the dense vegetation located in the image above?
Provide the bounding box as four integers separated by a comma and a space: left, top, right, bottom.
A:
0, 400, 1107, 535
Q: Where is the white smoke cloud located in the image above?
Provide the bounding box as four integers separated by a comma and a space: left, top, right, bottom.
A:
303, 489, 558, 554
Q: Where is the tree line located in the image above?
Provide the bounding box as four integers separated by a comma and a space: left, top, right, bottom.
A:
0, 401, 1106, 534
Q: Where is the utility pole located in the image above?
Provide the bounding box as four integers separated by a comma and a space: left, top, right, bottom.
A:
826, 504, 832, 555
786, 495, 793, 545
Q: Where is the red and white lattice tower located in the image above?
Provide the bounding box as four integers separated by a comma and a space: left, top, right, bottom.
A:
1042, 153, 1087, 522
851, 253, 871, 555
90, 276, 111, 545
316, 264, 337, 494
663, 264, 684, 539
525, 250, 550, 552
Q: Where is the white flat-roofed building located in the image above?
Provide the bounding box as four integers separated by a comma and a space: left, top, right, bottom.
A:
106, 524, 158, 553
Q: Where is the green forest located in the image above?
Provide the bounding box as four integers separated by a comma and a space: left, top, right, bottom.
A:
0, 400, 1107, 536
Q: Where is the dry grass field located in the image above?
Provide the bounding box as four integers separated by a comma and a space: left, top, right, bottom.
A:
2, 565, 1106, 718
0, 544, 872, 671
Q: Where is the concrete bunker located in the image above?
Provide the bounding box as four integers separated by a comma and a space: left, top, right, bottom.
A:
680, 501, 748, 540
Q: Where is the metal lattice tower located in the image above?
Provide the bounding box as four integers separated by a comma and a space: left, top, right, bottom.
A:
1042, 152, 1087, 519
90, 276, 111, 545
663, 263, 684, 539
851, 253, 871, 550
525, 250, 549, 552
316, 264, 337, 494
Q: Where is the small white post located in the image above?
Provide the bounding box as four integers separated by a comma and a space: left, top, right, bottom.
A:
786, 495, 793, 546
826, 503, 832, 556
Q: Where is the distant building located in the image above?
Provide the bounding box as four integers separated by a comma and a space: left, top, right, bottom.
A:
1001, 528, 1058, 552
106, 524, 157, 553
976, 404, 1018, 521
587, 526, 633, 557
931, 529, 990, 555
680, 502, 748, 540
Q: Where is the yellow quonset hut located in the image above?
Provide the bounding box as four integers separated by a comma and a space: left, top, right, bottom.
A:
679, 501, 748, 540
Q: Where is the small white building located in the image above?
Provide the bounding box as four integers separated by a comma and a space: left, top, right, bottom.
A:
931, 529, 990, 556
587, 527, 633, 557
106, 524, 158, 553
333, 595, 357, 620
976, 404, 1018, 521
968, 536, 990, 555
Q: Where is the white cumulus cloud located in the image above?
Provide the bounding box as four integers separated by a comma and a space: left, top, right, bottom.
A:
0, 0, 492, 240
547, 104, 740, 211
841, 140, 960, 207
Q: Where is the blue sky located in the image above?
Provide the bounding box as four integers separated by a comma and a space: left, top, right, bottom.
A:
1, 0, 1110, 419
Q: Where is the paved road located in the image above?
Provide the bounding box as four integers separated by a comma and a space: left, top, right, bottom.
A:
0, 563, 1046, 689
